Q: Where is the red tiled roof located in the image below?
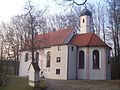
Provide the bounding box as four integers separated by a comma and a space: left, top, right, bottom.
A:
70, 33, 109, 47
23, 28, 73, 50
22, 30, 110, 51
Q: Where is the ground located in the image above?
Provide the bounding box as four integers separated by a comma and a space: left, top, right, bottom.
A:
0, 76, 46, 90
45, 79, 120, 90
0, 76, 120, 90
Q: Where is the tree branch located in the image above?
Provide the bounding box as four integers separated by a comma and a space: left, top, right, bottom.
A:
73, 0, 87, 5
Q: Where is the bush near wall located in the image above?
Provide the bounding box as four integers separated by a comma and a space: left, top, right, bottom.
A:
111, 57, 120, 80
0, 60, 19, 75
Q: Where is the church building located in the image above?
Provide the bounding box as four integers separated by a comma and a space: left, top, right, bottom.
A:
19, 8, 111, 80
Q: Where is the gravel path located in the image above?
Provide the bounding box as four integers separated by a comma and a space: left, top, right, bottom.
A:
45, 79, 120, 90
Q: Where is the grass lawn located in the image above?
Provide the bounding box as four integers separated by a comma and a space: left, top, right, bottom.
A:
0, 76, 46, 90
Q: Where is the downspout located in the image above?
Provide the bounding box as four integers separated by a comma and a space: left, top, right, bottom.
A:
86, 47, 90, 79
75, 46, 78, 80
104, 47, 106, 80
67, 45, 69, 80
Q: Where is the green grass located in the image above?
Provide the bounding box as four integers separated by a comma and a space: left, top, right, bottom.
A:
0, 76, 47, 90
39, 79, 47, 89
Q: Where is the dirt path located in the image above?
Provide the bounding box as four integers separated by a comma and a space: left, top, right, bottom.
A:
45, 79, 120, 90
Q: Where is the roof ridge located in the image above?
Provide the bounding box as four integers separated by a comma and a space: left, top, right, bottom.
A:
35, 28, 73, 40
87, 33, 94, 46
37, 28, 71, 36
63, 30, 75, 43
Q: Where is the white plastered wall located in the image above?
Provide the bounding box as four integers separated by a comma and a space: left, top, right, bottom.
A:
67, 45, 77, 79
19, 51, 31, 76
77, 47, 107, 80
48, 45, 68, 80
77, 47, 87, 79
80, 15, 92, 34
89, 47, 106, 80
19, 45, 68, 80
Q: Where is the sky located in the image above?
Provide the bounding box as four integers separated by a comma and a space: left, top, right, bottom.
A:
0, 0, 102, 23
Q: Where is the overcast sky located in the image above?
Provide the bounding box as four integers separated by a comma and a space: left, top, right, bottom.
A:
0, 0, 102, 23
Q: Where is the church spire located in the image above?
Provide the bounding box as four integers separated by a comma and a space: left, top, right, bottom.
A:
80, 8, 93, 34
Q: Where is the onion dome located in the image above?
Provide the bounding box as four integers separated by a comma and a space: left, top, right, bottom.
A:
80, 8, 92, 16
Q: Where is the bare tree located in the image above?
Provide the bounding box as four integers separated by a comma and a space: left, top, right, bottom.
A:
47, 7, 80, 32
87, 2, 107, 40
54, 0, 87, 12
55, 0, 87, 6
107, 0, 120, 59
23, 0, 49, 63
106, 0, 120, 79
0, 0, 48, 75
0, 30, 4, 60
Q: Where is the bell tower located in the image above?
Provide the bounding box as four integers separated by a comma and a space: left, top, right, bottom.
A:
80, 8, 93, 34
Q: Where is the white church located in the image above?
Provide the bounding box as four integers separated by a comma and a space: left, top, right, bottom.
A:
19, 8, 111, 80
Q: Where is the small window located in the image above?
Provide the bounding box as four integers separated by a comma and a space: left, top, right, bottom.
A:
56, 69, 60, 74
83, 19, 85, 23
93, 50, 99, 69
25, 53, 28, 62
56, 57, 61, 62
71, 46, 74, 51
58, 46, 61, 51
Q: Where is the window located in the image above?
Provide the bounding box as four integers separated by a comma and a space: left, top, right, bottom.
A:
79, 50, 84, 69
71, 46, 74, 51
56, 69, 60, 74
35, 52, 39, 63
56, 57, 61, 62
46, 51, 51, 67
83, 19, 85, 23
93, 50, 99, 69
58, 46, 61, 51
25, 53, 28, 62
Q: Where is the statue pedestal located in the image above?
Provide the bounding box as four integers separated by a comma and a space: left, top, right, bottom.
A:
28, 62, 40, 87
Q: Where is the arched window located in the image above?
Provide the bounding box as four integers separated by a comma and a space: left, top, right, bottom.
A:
79, 50, 84, 69
93, 50, 99, 69
46, 51, 51, 67
25, 53, 28, 62
35, 52, 39, 63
